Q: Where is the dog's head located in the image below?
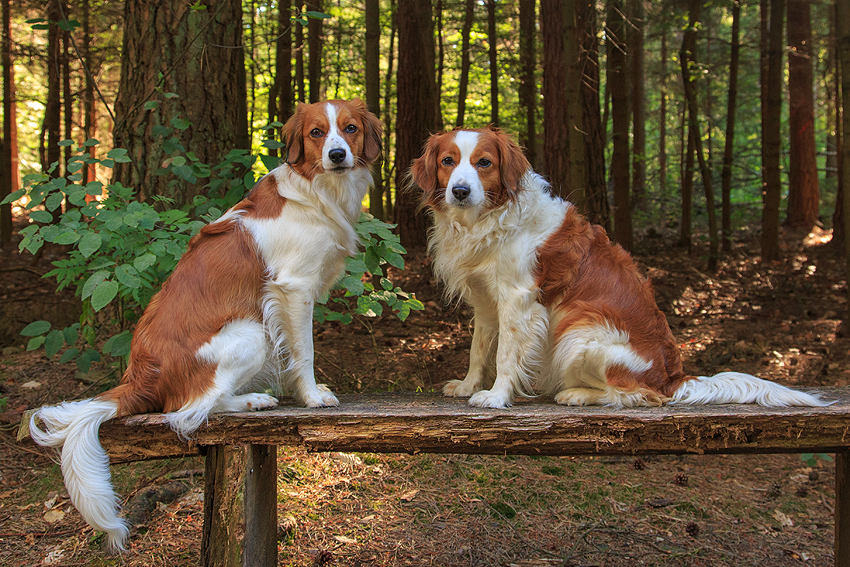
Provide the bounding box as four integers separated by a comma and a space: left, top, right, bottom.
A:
284, 99, 383, 180
412, 127, 530, 217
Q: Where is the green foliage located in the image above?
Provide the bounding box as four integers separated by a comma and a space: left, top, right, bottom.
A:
800, 453, 833, 467
4, 139, 421, 374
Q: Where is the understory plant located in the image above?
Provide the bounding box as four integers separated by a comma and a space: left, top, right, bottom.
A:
4, 137, 422, 376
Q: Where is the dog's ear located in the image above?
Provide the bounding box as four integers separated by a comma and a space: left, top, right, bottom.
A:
283, 104, 306, 164
411, 134, 443, 207
493, 127, 530, 199
351, 98, 383, 164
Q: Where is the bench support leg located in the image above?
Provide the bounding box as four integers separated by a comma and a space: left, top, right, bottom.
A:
837, 450, 850, 565
201, 444, 278, 567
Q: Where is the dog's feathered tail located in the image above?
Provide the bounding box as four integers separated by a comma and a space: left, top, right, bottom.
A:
29, 398, 129, 553
670, 371, 830, 407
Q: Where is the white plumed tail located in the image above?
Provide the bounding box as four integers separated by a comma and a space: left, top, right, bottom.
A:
30, 398, 129, 553
670, 372, 830, 407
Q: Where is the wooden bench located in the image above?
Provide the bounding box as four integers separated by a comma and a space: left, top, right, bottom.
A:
62, 389, 850, 565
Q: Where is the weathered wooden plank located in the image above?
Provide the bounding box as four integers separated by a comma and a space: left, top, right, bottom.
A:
97, 389, 850, 462
243, 445, 277, 567
837, 450, 850, 565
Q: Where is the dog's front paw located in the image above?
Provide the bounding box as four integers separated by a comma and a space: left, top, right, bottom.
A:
302, 388, 340, 408
240, 393, 279, 411
443, 379, 481, 397
468, 389, 513, 409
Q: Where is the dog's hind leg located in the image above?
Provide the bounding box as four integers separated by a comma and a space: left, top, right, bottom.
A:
166, 319, 277, 438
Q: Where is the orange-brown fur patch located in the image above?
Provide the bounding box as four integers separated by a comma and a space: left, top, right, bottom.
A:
536, 208, 690, 398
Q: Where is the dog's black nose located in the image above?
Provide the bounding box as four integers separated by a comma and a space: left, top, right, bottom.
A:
452, 185, 471, 201
328, 148, 347, 164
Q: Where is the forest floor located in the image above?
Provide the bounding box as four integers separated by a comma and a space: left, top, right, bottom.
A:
0, 220, 848, 567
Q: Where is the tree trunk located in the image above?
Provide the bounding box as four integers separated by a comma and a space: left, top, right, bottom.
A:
628, 0, 646, 213
659, 27, 668, 231
62, 2, 72, 181
563, 0, 585, 212
487, 0, 498, 126
382, 0, 396, 220
518, 0, 536, 169
607, 0, 632, 250
44, 0, 62, 180
456, 0, 474, 128
681, 0, 719, 271
270, 0, 293, 158
678, 110, 694, 252
112, 0, 249, 206
295, 0, 305, 102
540, 0, 569, 199
762, 0, 785, 261
1, 0, 13, 245
837, 0, 850, 317
436, 0, 444, 128
786, 0, 820, 228
721, 0, 741, 252
394, 0, 437, 249
307, 0, 323, 103
365, 0, 384, 220
81, 0, 97, 186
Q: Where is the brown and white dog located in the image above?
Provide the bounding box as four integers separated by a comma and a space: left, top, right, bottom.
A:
412, 127, 826, 410
29, 99, 382, 552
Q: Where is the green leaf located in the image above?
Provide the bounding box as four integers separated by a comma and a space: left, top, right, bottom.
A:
133, 252, 157, 272
143, 100, 159, 110
29, 210, 54, 223
115, 265, 142, 289
304, 10, 332, 18
45, 192, 64, 212
59, 348, 79, 364
54, 230, 81, 245
63, 325, 79, 346
107, 148, 131, 163
44, 330, 64, 357
82, 270, 110, 299
103, 331, 133, 357
1, 188, 25, 205
58, 138, 75, 147
27, 336, 45, 351
78, 232, 102, 258
21, 320, 51, 337
171, 117, 192, 130
91, 280, 119, 311
340, 275, 364, 296
76, 349, 101, 373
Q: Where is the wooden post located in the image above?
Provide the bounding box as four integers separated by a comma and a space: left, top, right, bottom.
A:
201, 444, 278, 567
836, 450, 850, 565
244, 444, 278, 566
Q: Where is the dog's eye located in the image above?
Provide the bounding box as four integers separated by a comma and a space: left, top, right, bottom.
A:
441, 157, 454, 166
343, 124, 358, 134
310, 128, 324, 138
477, 158, 492, 168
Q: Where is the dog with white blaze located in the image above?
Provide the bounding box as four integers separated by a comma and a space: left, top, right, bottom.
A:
29, 99, 382, 552
412, 126, 828, 411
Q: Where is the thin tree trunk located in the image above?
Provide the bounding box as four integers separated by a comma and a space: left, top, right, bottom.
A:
679, 115, 694, 252
721, 0, 741, 252
272, 0, 293, 158
0, 0, 12, 245
659, 27, 668, 231
295, 0, 305, 102
786, 0, 820, 228
487, 0, 498, 126
307, 0, 322, 103
541, 0, 569, 198
762, 0, 785, 261
456, 0, 474, 128
436, 0, 444, 130
838, 0, 850, 317
681, 0, 718, 271
563, 0, 585, 212
365, 0, 384, 220
578, 0, 609, 231
382, 0, 396, 220
82, 0, 97, 185
62, 1, 72, 181
394, 0, 437, 249
608, 0, 631, 250
628, 0, 646, 213
518, 0, 536, 168
44, 0, 61, 180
